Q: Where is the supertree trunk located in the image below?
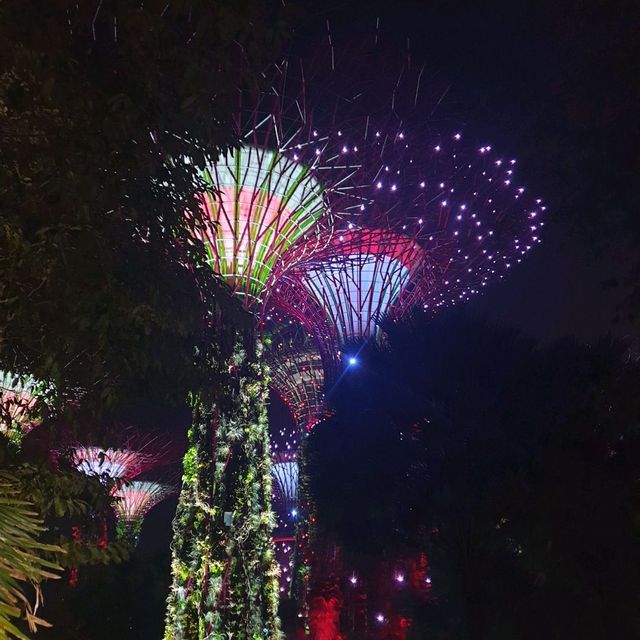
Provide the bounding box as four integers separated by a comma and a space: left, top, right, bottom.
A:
164, 335, 281, 639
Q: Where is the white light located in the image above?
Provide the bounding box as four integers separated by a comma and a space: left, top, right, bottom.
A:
348, 357, 357, 366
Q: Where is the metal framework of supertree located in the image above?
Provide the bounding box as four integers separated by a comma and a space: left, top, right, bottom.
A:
112, 479, 176, 545
0, 370, 48, 442
267, 324, 332, 433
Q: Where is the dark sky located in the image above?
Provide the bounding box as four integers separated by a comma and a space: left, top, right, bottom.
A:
299, 0, 640, 344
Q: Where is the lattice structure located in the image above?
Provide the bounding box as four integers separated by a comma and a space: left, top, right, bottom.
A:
0, 370, 47, 441
267, 324, 331, 432
300, 229, 424, 343
67, 431, 172, 481
272, 452, 299, 517
112, 480, 175, 544
112, 480, 175, 520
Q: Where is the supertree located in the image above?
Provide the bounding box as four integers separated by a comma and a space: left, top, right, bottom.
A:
57, 428, 173, 584
0, 370, 50, 445
112, 479, 176, 546
270, 128, 545, 637
163, 58, 372, 640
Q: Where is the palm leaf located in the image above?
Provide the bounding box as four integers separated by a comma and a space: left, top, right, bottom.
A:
0, 472, 63, 638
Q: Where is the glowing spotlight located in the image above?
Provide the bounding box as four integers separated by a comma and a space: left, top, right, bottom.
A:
347, 356, 358, 366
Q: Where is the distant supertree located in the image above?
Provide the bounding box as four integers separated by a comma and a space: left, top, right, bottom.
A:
267, 324, 332, 433
66, 430, 171, 483
272, 451, 299, 519
112, 480, 176, 546
0, 370, 49, 444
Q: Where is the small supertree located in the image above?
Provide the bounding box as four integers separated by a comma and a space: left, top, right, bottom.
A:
66, 430, 172, 483
112, 480, 176, 546
0, 370, 49, 445
272, 451, 299, 521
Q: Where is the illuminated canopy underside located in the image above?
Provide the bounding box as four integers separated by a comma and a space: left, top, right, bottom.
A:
198, 146, 326, 306
72, 447, 149, 480
301, 231, 424, 343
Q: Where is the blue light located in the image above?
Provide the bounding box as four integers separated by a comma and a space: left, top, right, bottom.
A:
291, 509, 298, 518
347, 357, 358, 366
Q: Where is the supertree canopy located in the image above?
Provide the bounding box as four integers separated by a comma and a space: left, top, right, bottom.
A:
272, 131, 545, 359
296, 229, 424, 344
197, 146, 326, 306
112, 480, 176, 545
0, 370, 49, 444
71, 446, 153, 480
193, 65, 367, 310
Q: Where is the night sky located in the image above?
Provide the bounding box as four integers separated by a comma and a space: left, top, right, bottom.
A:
299, 0, 640, 344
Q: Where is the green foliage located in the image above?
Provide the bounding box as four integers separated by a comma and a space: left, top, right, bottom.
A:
165, 336, 281, 639
0, 471, 63, 639
0, 0, 289, 416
